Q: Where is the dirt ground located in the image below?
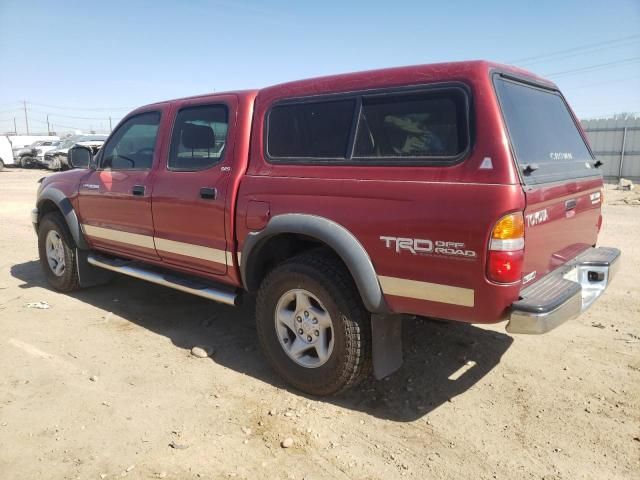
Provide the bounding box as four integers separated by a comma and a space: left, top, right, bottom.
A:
0, 168, 638, 480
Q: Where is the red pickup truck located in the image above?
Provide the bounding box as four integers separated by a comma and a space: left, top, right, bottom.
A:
33, 61, 620, 395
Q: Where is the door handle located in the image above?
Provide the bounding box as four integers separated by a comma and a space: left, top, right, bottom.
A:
200, 187, 217, 200
565, 199, 577, 211
132, 185, 145, 196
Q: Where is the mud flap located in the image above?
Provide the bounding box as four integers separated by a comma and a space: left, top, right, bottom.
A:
371, 313, 403, 379
76, 249, 115, 287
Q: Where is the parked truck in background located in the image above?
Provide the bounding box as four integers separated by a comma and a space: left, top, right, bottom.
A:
32, 61, 620, 395
42, 134, 107, 170
15, 139, 60, 167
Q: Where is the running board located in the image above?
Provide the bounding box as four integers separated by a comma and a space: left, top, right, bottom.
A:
87, 253, 239, 306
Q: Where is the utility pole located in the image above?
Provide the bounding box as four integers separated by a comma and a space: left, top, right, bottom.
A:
109, 116, 112, 132
47, 114, 50, 135
23, 100, 29, 135
13, 117, 17, 135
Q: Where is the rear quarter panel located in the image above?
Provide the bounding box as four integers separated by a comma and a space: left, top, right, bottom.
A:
237, 62, 527, 323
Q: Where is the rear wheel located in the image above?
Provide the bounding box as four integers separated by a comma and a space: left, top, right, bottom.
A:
37, 213, 80, 292
0, 159, 4, 171
256, 253, 371, 395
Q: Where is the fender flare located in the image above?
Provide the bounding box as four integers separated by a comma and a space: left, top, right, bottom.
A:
241, 214, 388, 313
37, 187, 89, 250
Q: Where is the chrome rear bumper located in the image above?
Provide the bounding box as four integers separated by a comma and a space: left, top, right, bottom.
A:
506, 247, 620, 334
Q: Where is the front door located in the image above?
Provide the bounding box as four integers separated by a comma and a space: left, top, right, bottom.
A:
151, 97, 237, 275
78, 110, 163, 261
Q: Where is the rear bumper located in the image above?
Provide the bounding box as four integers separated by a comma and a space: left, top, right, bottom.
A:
506, 247, 620, 334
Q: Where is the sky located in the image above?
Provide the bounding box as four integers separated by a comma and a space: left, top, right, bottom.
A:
1, 0, 639, 134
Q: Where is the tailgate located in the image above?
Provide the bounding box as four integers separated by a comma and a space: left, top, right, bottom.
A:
522, 179, 602, 282
494, 75, 603, 284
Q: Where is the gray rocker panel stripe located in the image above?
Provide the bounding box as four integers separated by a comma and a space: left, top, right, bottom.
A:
81, 224, 229, 265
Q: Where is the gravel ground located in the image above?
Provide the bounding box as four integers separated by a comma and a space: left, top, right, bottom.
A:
0, 168, 638, 480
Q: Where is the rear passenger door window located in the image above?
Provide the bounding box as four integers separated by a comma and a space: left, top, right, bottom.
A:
169, 105, 228, 171
100, 112, 160, 170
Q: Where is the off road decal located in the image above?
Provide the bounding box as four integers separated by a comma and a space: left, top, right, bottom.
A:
380, 236, 477, 259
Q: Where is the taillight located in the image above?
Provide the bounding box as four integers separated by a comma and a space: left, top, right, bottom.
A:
487, 213, 525, 283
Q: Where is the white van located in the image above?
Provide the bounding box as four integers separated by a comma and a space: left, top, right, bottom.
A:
0, 135, 14, 170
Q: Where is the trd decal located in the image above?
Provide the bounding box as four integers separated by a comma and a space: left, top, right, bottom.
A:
380, 236, 476, 258
525, 209, 549, 227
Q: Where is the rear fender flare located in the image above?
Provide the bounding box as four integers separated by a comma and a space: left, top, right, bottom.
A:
241, 214, 388, 313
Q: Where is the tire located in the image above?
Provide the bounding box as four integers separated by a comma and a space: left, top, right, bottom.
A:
0, 159, 4, 171
37, 212, 81, 292
20, 156, 34, 168
256, 253, 372, 396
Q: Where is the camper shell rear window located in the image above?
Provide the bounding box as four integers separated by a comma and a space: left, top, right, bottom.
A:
493, 75, 598, 185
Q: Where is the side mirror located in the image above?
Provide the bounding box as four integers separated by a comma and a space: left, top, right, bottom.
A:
68, 146, 93, 169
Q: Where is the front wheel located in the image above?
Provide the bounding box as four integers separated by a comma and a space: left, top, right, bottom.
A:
37, 213, 80, 292
256, 253, 371, 396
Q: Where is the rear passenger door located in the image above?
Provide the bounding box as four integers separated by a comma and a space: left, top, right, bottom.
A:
151, 97, 237, 276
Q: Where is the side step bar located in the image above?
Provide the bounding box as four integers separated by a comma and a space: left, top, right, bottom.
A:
87, 253, 239, 306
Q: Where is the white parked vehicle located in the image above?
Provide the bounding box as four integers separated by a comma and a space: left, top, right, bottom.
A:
9, 135, 59, 150
34, 140, 61, 165
10, 136, 59, 163
0, 135, 14, 170
43, 135, 107, 170
15, 140, 61, 167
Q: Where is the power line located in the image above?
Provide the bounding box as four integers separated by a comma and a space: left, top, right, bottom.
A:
0, 101, 22, 108
567, 74, 640, 90
508, 33, 640, 65
28, 117, 109, 132
517, 38, 640, 67
544, 57, 640, 78
26, 101, 133, 111
27, 109, 121, 121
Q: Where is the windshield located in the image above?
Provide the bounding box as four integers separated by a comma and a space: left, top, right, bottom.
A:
78, 135, 107, 142
494, 76, 597, 185
58, 139, 76, 149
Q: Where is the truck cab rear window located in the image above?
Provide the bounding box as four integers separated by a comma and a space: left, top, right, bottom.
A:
266, 87, 469, 164
494, 77, 596, 185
